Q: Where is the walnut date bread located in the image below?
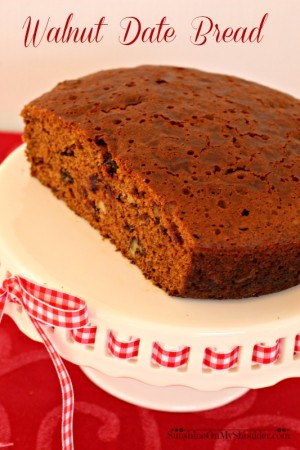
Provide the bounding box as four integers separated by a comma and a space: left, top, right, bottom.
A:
22, 66, 300, 299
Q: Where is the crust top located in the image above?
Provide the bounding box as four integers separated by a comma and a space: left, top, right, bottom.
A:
26, 65, 300, 249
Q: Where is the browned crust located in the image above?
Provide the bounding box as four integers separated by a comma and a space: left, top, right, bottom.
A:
22, 66, 300, 298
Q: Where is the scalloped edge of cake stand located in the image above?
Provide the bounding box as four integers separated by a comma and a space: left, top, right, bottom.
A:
81, 366, 249, 412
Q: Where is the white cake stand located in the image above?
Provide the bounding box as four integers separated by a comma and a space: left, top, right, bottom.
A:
0, 146, 299, 412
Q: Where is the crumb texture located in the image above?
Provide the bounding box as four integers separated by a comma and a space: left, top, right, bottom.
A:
22, 65, 300, 299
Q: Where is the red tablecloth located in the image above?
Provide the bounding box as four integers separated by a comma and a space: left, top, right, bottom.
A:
0, 133, 299, 450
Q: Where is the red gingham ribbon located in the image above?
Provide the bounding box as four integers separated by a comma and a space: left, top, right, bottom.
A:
0, 275, 97, 450
107, 330, 140, 359
252, 339, 281, 364
151, 342, 190, 368
72, 324, 97, 345
294, 334, 300, 354
203, 346, 239, 370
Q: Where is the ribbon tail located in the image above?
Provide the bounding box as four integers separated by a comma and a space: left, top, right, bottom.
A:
0, 292, 7, 323
32, 318, 74, 450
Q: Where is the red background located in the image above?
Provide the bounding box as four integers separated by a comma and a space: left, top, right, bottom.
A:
0, 132, 299, 450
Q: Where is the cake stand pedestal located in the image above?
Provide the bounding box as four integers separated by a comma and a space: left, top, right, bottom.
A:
1, 146, 299, 412
81, 367, 249, 411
